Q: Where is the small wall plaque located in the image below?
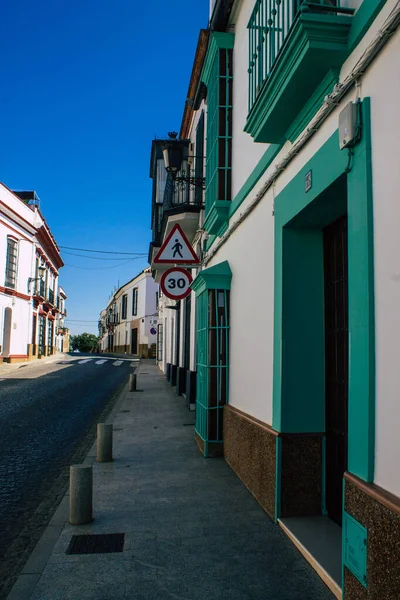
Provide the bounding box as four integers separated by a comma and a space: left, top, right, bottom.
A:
305, 170, 312, 193
343, 511, 368, 588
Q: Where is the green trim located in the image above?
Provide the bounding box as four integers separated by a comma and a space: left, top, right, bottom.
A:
205, 234, 216, 252
286, 69, 339, 143
343, 511, 368, 587
229, 143, 282, 219
245, 13, 351, 143
347, 98, 375, 482
348, 0, 387, 52
201, 32, 235, 85
272, 99, 375, 482
204, 201, 231, 236
191, 261, 232, 296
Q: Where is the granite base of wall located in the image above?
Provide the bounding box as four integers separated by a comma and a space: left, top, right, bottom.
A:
27, 344, 38, 360
280, 434, 322, 517
4, 355, 29, 363
223, 405, 276, 520
194, 430, 223, 458
344, 473, 400, 600
195, 431, 205, 456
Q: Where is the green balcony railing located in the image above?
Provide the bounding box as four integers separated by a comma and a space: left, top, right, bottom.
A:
247, 0, 352, 111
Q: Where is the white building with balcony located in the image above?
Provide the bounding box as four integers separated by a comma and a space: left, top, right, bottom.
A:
0, 184, 65, 362
99, 268, 158, 357
149, 0, 400, 597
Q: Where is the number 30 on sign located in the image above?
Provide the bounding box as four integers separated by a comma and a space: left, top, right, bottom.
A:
160, 267, 193, 300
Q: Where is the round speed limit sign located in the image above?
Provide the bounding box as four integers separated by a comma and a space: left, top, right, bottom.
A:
160, 267, 193, 300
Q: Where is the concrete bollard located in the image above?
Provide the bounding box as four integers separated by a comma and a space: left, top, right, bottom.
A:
129, 373, 137, 392
97, 423, 113, 462
69, 464, 93, 525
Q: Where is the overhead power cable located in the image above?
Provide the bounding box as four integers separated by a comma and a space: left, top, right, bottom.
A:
37, 242, 147, 256
61, 250, 143, 261
64, 257, 144, 270
59, 245, 147, 255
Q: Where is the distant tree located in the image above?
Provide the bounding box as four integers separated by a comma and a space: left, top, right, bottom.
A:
70, 332, 99, 353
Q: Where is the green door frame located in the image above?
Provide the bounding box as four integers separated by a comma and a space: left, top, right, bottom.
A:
273, 98, 375, 483
191, 261, 232, 457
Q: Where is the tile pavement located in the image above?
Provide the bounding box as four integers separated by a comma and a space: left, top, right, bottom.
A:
8, 360, 334, 600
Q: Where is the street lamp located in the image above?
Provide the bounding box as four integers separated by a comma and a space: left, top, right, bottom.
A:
162, 132, 183, 175
162, 132, 205, 189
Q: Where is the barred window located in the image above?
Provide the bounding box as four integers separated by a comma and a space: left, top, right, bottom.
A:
132, 287, 138, 316
5, 237, 18, 289
122, 294, 128, 320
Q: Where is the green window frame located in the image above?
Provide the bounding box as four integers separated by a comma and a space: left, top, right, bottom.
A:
5, 236, 18, 289
201, 33, 234, 237
192, 261, 232, 457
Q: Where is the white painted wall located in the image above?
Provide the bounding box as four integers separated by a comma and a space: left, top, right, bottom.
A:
202, 0, 400, 497
207, 192, 275, 425
102, 269, 159, 352
0, 184, 37, 358
361, 29, 400, 498
230, 0, 268, 199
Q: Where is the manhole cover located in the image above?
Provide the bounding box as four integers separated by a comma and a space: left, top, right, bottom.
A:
120, 410, 130, 413
66, 533, 125, 555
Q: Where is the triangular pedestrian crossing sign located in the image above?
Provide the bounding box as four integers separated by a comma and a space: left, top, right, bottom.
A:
153, 224, 199, 264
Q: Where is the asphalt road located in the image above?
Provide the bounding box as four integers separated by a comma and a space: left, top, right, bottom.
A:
0, 353, 133, 597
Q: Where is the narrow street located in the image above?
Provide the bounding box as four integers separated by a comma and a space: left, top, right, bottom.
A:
0, 354, 133, 598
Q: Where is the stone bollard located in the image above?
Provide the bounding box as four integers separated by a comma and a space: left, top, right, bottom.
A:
69, 464, 93, 525
97, 423, 113, 462
129, 373, 137, 392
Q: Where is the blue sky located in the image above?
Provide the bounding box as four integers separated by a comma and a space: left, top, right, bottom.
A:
1, 0, 208, 334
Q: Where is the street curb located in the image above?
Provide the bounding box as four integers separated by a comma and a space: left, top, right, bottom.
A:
6, 361, 141, 600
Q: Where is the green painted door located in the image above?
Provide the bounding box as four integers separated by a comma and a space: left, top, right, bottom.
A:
196, 289, 230, 456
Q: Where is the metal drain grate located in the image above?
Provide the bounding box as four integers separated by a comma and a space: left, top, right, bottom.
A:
66, 533, 125, 555
120, 410, 130, 413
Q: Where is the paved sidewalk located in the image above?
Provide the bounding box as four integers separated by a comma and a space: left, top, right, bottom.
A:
0, 352, 68, 374
8, 360, 334, 600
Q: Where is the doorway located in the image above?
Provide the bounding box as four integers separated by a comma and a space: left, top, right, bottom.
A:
3, 308, 12, 357
323, 216, 349, 526
131, 328, 138, 355
38, 316, 46, 357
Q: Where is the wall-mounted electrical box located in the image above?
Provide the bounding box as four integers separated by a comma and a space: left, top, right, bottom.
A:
339, 102, 358, 149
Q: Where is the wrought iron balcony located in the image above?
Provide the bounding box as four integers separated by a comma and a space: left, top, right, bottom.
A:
34, 280, 46, 298
47, 288, 55, 306
247, 0, 354, 112
151, 167, 204, 246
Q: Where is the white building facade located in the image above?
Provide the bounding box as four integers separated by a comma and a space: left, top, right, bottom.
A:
149, 0, 400, 597
0, 185, 66, 362
99, 268, 158, 357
